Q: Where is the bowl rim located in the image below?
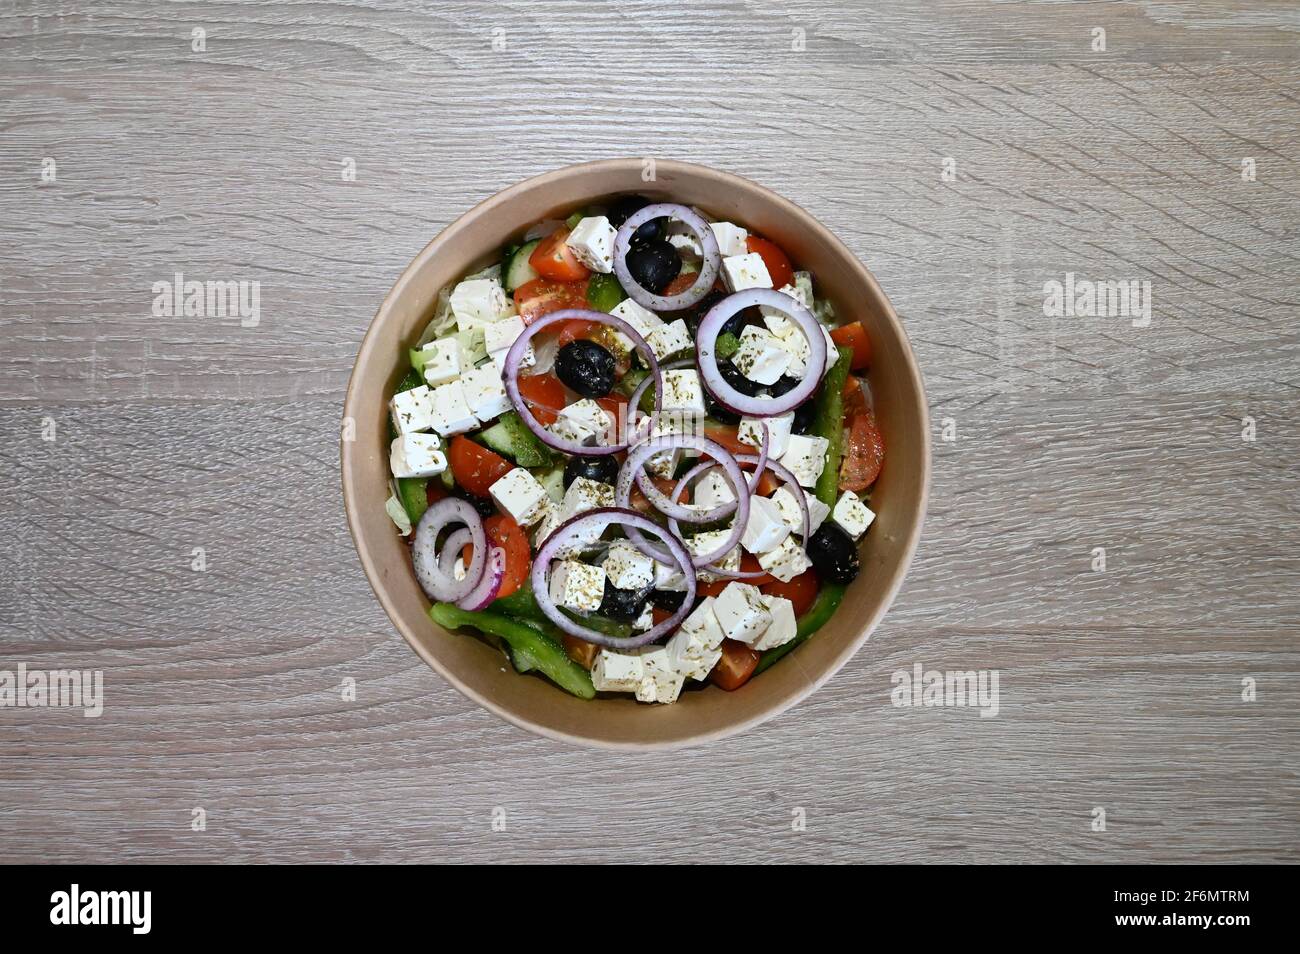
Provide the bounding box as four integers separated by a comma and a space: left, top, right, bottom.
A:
341, 158, 930, 750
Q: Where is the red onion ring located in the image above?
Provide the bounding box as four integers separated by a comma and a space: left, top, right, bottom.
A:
503, 309, 662, 456
696, 289, 828, 417
530, 507, 696, 648
613, 204, 721, 311
457, 546, 505, 610
412, 499, 486, 603
738, 454, 810, 542
620, 435, 746, 524
439, 527, 472, 578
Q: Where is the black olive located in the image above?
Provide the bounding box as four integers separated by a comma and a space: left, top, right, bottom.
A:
649, 588, 687, 612
555, 339, 616, 398
703, 388, 740, 425
564, 454, 619, 488
600, 581, 650, 622
765, 375, 800, 398
608, 194, 664, 244
792, 399, 817, 434
719, 359, 764, 397
805, 524, 861, 584
452, 487, 497, 517
625, 239, 681, 293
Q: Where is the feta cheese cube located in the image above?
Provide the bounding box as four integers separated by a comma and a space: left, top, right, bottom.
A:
721, 252, 773, 293
610, 299, 664, 340
713, 582, 773, 645
666, 231, 702, 260
592, 649, 645, 692
779, 434, 830, 488
760, 283, 812, 333
732, 325, 792, 386
636, 645, 685, 704
832, 490, 877, 540
449, 277, 511, 331
389, 385, 435, 435
687, 529, 741, 581
660, 369, 706, 418
427, 380, 479, 436
753, 595, 798, 650
710, 221, 749, 257
654, 558, 688, 592
632, 602, 654, 632
693, 468, 737, 511
738, 412, 793, 459
565, 216, 617, 273
757, 536, 814, 583
460, 364, 511, 423
416, 337, 462, 386
666, 596, 727, 680
548, 560, 606, 613
482, 316, 535, 373
646, 319, 693, 362
641, 415, 687, 480
530, 502, 559, 549
557, 477, 615, 551
682, 597, 727, 650
600, 540, 655, 591
771, 485, 831, 537
551, 398, 613, 446
741, 495, 791, 554
489, 468, 549, 527
389, 433, 447, 479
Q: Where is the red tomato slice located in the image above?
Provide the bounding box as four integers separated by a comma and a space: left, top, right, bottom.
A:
839, 411, 885, 492
514, 277, 587, 324
710, 639, 761, 690
830, 321, 872, 370
842, 376, 868, 418
557, 319, 603, 346
528, 229, 591, 283
761, 568, 819, 617
483, 515, 531, 599
629, 475, 680, 514
745, 236, 794, 290
515, 372, 567, 426
661, 272, 700, 297
448, 435, 514, 499
425, 481, 449, 506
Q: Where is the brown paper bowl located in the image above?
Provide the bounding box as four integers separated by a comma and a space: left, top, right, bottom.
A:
341, 159, 929, 749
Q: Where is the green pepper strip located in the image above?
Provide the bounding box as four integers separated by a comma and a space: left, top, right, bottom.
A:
391, 368, 431, 522
756, 343, 853, 672
492, 581, 634, 639
429, 603, 596, 700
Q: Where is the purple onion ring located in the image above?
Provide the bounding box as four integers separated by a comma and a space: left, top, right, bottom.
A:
613, 203, 721, 311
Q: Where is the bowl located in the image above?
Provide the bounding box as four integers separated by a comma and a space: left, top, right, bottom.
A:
341, 159, 929, 749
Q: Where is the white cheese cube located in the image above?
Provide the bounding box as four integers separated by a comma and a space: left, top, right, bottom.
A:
610, 299, 664, 339
642, 415, 686, 480
565, 216, 617, 273
460, 364, 511, 423
530, 502, 559, 550
632, 602, 654, 632
427, 380, 479, 436
389, 433, 447, 479
660, 369, 706, 418
760, 283, 812, 332
694, 468, 737, 511
635, 645, 685, 704
653, 559, 688, 592
753, 595, 798, 650
489, 468, 549, 527
592, 649, 645, 692
757, 536, 814, 583
741, 495, 791, 555
832, 490, 877, 540
713, 582, 773, 645
779, 434, 829, 488
710, 221, 750, 257
721, 252, 773, 293
601, 540, 655, 591
548, 559, 606, 613
738, 412, 793, 459
732, 325, 792, 386
416, 337, 462, 386
390, 385, 435, 435
646, 319, 693, 362
666, 231, 702, 260
551, 399, 612, 446
666, 596, 727, 680
557, 477, 615, 551
482, 316, 535, 373
450, 277, 511, 331
771, 485, 831, 537
687, 530, 741, 581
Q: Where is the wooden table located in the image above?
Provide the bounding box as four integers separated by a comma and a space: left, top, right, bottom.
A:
2, 0, 1296, 863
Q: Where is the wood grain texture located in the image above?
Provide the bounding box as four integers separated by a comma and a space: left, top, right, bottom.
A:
1, 0, 1298, 863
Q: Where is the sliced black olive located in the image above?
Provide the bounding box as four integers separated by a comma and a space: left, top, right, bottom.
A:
649, 588, 687, 612
805, 524, 860, 584
792, 399, 817, 434
608, 194, 664, 244
703, 388, 740, 425
719, 359, 764, 397
555, 339, 616, 398
625, 238, 681, 293
564, 454, 619, 488
600, 580, 650, 622
452, 487, 497, 517
765, 375, 801, 398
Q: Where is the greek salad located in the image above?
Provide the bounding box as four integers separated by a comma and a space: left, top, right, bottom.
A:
385, 195, 884, 704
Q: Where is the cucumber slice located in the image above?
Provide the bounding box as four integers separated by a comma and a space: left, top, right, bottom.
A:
397, 476, 428, 524
537, 465, 565, 504
565, 211, 584, 230
586, 273, 625, 312
478, 411, 552, 467
504, 239, 541, 291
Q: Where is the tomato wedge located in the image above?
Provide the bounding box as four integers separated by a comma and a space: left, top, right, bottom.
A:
557, 319, 603, 346
483, 515, 530, 599
842, 375, 868, 418
528, 228, 591, 283
839, 411, 885, 492
514, 277, 587, 324
515, 372, 568, 425
746, 236, 794, 290
710, 639, 761, 690
448, 435, 513, 499
761, 568, 819, 617
830, 321, 872, 370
